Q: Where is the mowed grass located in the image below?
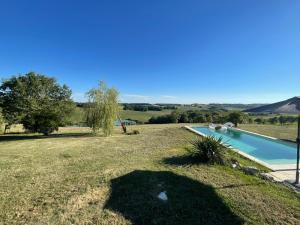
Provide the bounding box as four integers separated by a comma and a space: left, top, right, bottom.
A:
238, 124, 298, 142
0, 124, 299, 225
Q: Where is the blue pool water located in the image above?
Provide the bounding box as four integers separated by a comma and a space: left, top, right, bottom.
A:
192, 127, 297, 165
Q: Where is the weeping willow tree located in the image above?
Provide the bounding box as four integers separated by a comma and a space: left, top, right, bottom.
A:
86, 81, 119, 136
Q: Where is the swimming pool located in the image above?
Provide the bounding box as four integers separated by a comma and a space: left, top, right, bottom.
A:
190, 127, 296, 166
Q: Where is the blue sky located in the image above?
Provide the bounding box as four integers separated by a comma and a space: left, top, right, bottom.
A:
0, 0, 299, 104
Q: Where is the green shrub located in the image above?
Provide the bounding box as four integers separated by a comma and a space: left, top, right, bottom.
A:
132, 130, 140, 135
127, 130, 140, 135
148, 114, 178, 124
189, 136, 227, 164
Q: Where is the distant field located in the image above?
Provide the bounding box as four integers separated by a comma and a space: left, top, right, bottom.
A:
69, 107, 173, 124
119, 105, 215, 123
238, 124, 297, 142
120, 106, 207, 123
61, 107, 172, 125
120, 109, 172, 122
0, 124, 299, 224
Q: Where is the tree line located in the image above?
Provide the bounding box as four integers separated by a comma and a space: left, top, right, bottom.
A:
148, 110, 246, 126
123, 103, 177, 111
253, 115, 298, 125
148, 110, 299, 126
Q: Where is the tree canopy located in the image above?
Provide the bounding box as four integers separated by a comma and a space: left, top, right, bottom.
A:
0, 72, 74, 135
227, 111, 243, 127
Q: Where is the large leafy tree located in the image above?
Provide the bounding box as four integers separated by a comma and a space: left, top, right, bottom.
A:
0, 72, 75, 135
227, 111, 243, 127
85, 81, 119, 136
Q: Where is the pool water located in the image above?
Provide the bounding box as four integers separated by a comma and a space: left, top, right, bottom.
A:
192, 127, 296, 165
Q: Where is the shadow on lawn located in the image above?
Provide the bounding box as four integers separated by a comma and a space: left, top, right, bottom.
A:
0, 132, 93, 142
162, 154, 200, 166
104, 170, 244, 225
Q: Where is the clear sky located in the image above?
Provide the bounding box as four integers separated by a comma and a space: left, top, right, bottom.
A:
0, 0, 299, 104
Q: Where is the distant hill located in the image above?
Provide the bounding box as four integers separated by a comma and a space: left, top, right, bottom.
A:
244, 97, 300, 114
208, 103, 265, 111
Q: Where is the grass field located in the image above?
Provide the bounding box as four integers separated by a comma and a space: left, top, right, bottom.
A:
67, 108, 172, 124
120, 110, 172, 123
0, 124, 299, 225
238, 124, 298, 142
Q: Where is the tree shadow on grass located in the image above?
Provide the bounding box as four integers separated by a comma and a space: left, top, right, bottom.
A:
162, 154, 200, 166
104, 170, 244, 225
0, 132, 93, 142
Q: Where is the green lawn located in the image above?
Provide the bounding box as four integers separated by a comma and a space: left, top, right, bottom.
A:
238, 124, 297, 142
0, 124, 299, 225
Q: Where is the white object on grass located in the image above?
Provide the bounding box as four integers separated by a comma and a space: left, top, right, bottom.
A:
223, 122, 235, 128
158, 191, 168, 201
209, 123, 227, 130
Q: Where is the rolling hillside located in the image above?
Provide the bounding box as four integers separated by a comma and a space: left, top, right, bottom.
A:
245, 97, 300, 114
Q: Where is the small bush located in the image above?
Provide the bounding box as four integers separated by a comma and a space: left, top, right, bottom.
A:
148, 114, 178, 124
189, 136, 227, 164
127, 130, 140, 135
132, 130, 140, 135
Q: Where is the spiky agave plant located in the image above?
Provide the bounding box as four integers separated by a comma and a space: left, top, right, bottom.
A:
190, 136, 228, 164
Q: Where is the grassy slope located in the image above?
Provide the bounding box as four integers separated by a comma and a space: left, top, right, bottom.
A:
119, 106, 210, 123
0, 125, 299, 225
120, 110, 172, 123
238, 124, 297, 142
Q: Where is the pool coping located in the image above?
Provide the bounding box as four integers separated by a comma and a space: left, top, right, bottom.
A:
184, 126, 294, 171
